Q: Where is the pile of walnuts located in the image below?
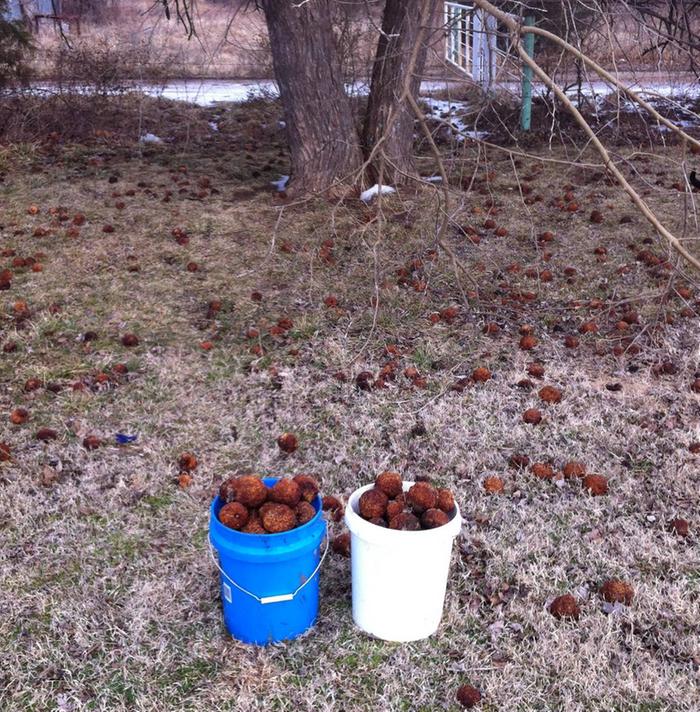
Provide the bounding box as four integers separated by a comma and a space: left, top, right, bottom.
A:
358, 472, 456, 530
217, 474, 320, 534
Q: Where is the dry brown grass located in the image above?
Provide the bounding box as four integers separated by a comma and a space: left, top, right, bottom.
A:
26, 0, 377, 83
1, 95, 699, 712
31, 0, 271, 80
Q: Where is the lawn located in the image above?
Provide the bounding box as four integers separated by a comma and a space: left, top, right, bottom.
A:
0, 94, 699, 711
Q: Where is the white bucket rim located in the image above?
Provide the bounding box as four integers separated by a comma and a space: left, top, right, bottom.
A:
345, 481, 462, 545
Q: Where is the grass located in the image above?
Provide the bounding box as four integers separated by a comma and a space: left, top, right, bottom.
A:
0, 94, 699, 712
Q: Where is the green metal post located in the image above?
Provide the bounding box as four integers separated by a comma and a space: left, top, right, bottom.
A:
520, 16, 535, 132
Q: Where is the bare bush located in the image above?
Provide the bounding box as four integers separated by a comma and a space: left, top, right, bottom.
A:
0, 91, 208, 143
49, 37, 177, 94
61, 0, 123, 23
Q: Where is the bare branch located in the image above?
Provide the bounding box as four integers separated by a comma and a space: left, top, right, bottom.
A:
474, 0, 700, 273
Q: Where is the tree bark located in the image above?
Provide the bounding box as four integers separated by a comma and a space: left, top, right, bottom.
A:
259, 0, 363, 196
362, 0, 430, 185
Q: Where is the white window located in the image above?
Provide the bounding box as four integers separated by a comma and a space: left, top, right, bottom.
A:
445, 2, 473, 72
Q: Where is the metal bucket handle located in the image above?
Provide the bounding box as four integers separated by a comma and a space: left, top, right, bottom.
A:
208, 524, 329, 605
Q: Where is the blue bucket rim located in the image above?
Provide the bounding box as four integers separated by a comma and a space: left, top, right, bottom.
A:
210, 475, 324, 541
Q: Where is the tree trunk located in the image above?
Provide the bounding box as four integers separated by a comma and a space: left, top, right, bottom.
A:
259, 0, 363, 196
362, 0, 431, 185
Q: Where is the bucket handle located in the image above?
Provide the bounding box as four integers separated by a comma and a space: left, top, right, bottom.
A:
208, 526, 329, 605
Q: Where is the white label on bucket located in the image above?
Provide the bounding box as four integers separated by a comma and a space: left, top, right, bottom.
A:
223, 582, 232, 603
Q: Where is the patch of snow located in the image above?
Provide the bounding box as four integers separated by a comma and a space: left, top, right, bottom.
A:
271, 175, 289, 192
146, 79, 474, 107
658, 118, 698, 131
19, 75, 700, 118
500, 79, 700, 101
423, 96, 473, 118
151, 80, 279, 106
278, 120, 286, 128
423, 176, 443, 183
208, 121, 219, 132
346, 81, 370, 96
360, 184, 396, 202
134, 79, 476, 108
136, 79, 369, 107
422, 96, 489, 142
139, 133, 162, 143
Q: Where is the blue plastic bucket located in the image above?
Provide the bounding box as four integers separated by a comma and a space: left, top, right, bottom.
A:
209, 477, 327, 645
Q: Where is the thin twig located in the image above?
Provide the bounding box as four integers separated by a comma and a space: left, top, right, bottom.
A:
473, 0, 700, 273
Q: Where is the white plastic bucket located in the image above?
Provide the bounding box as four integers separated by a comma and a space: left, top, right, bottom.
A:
344, 481, 462, 642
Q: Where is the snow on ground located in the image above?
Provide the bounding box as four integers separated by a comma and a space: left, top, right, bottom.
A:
24, 76, 700, 110
499, 78, 700, 100
270, 175, 289, 192
131, 76, 698, 145
360, 184, 396, 202
422, 97, 491, 141
20, 76, 700, 140
153, 79, 278, 104
139, 132, 162, 143
138, 80, 372, 106
136, 77, 700, 112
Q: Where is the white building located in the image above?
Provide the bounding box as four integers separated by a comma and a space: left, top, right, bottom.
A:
443, 2, 502, 91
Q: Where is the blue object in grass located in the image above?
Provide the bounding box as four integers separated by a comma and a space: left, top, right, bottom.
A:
115, 433, 137, 444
